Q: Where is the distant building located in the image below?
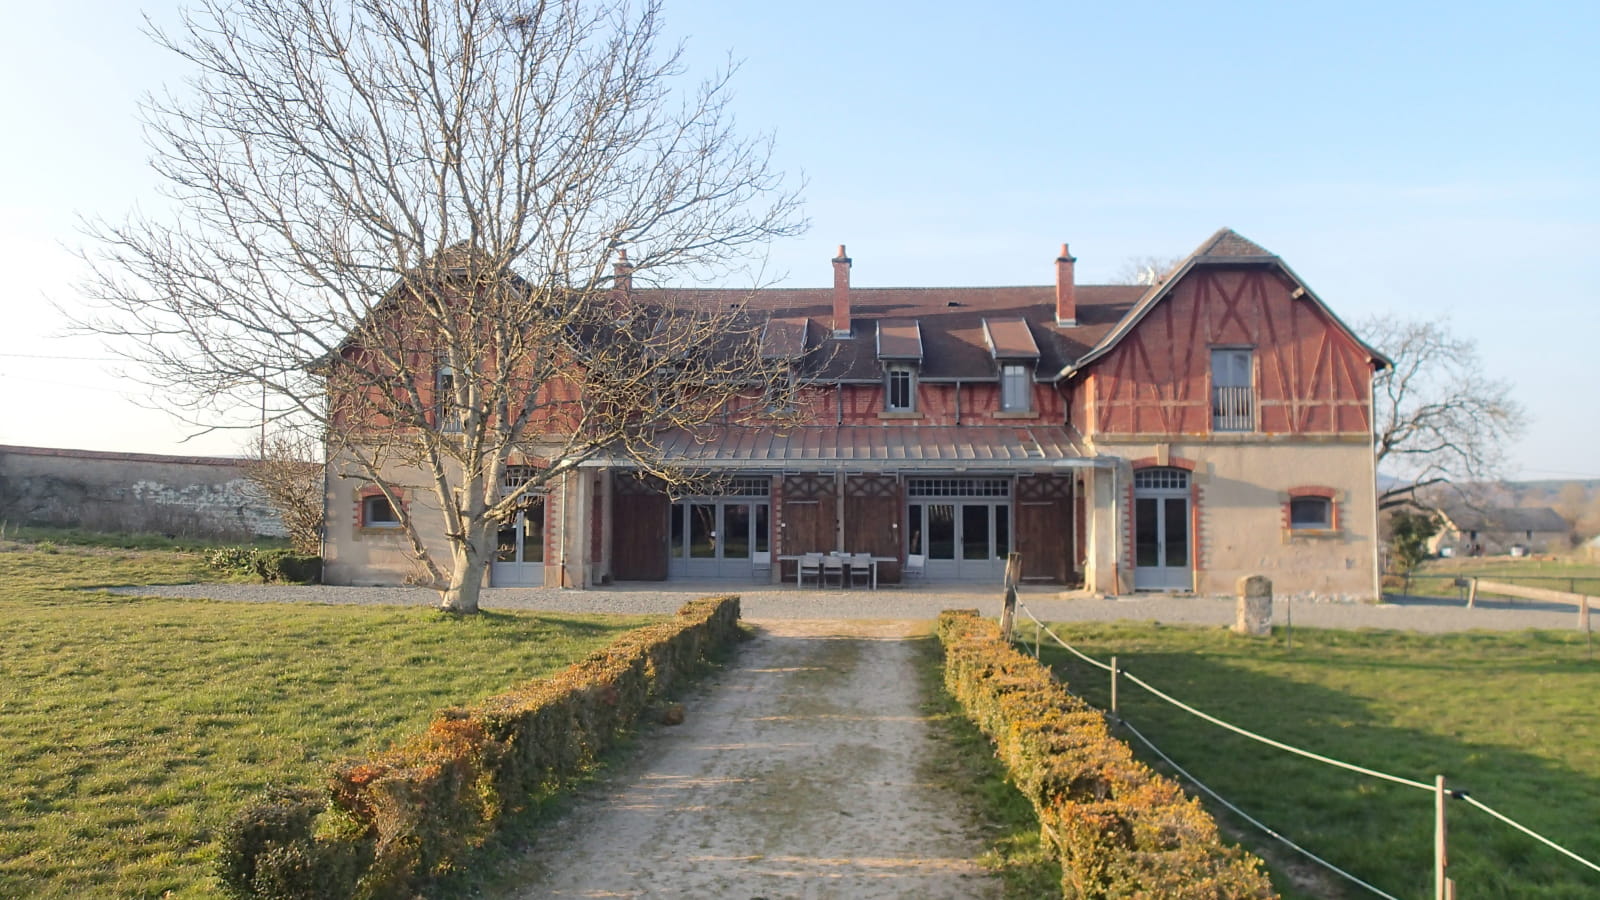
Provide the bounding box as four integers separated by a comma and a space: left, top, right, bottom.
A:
1428, 506, 1569, 557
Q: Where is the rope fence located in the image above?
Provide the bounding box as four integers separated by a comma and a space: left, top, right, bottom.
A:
1011, 600, 1600, 898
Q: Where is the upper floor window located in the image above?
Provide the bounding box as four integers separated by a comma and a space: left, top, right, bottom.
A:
886, 364, 916, 412
1000, 363, 1031, 412
1211, 348, 1254, 432
436, 363, 462, 433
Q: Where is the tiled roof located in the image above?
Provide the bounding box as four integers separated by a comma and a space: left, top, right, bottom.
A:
1194, 228, 1276, 259
983, 317, 1040, 359
590, 425, 1100, 470
641, 284, 1142, 381
875, 319, 923, 360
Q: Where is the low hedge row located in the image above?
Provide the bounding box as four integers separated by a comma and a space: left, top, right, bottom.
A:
936, 609, 1277, 899
219, 595, 743, 899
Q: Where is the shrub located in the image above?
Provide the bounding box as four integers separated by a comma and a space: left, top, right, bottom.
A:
220, 595, 741, 899
205, 547, 321, 583
936, 610, 1277, 899
207, 546, 258, 573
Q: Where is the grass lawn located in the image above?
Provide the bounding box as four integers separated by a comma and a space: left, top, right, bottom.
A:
1398, 556, 1600, 600
1033, 621, 1600, 900
0, 539, 659, 898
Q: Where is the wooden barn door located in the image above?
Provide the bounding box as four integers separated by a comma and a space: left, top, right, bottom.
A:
1016, 475, 1072, 584
612, 474, 668, 580
781, 474, 836, 554
845, 475, 902, 582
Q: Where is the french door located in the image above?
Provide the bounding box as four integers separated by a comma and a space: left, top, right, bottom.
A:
1132, 468, 1192, 591
906, 478, 1011, 582
492, 500, 545, 586
668, 498, 770, 580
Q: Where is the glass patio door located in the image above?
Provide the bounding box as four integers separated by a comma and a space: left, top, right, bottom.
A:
491, 499, 544, 586
1132, 468, 1192, 591
906, 478, 1011, 582
669, 499, 769, 580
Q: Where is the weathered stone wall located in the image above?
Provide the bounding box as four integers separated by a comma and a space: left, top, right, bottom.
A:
0, 445, 289, 539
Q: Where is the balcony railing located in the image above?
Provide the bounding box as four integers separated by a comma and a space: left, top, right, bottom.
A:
1212, 385, 1254, 432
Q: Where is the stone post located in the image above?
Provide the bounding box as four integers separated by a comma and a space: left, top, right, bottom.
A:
1235, 575, 1273, 636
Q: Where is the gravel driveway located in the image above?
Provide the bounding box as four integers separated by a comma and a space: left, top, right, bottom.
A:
501, 620, 998, 899
113, 582, 1590, 633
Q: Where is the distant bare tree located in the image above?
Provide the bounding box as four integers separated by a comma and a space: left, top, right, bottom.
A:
1364, 316, 1526, 511
243, 431, 323, 555
75, 0, 805, 612
1111, 255, 1184, 287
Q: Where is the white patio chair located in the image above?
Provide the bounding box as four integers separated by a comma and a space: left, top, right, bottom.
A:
903, 553, 926, 583
752, 551, 772, 583
848, 553, 874, 588
798, 553, 823, 588
821, 553, 845, 589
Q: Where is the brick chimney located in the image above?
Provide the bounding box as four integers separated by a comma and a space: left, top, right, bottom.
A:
832, 244, 852, 338
612, 248, 633, 294
1055, 243, 1077, 327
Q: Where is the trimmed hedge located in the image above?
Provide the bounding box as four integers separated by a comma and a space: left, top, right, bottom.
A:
936, 610, 1278, 899
220, 595, 742, 899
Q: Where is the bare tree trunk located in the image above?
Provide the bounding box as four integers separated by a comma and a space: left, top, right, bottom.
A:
439, 525, 494, 614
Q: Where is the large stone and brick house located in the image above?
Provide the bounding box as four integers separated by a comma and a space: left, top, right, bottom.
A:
324, 228, 1388, 600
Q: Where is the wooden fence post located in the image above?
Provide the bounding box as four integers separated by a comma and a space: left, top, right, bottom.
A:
1000, 552, 1021, 641
1110, 655, 1120, 721
1436, 775, 1449, 900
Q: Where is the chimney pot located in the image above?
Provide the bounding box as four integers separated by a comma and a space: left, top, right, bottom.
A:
1055, 243, 1077, 327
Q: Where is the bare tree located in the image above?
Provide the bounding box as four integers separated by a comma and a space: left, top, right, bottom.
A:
1110, 255, 1184, 287
243, 431, 324, 555
76, 0, 805, 612
1364, 315, 1526, 510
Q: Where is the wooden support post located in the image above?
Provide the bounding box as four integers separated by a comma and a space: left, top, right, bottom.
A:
1034, 620, 1041, 659
1286, 595, 1294, 653
1435, 775, 1449, 900
1000, 552, 1020, 642
1467, 578, 1478, 608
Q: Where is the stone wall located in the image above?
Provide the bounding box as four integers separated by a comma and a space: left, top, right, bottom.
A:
0, 445, 289, 539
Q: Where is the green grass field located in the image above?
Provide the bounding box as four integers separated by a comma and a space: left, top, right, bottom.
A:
1397, 556, 1600, 600
1033, 621, 1600, 899
0, 538, 658, 898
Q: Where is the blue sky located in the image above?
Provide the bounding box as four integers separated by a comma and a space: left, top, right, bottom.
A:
2, 0, 1595, 478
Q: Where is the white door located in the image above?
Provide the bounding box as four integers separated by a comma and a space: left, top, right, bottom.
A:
668, 499, 770, 580
491, 500, 544, 586
906, 478, 1012, 583
1132, 468, 1192, 591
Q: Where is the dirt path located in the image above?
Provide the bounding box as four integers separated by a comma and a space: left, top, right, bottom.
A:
507, 619, 999, 899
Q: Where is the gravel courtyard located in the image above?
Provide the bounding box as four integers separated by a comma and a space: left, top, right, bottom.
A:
116, 581, 1591, 633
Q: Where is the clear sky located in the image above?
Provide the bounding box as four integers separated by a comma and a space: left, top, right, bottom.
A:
2, 0, 1596, 478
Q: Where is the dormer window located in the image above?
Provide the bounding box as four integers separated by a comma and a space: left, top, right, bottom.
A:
886, 364, 916, 412
435, 363, 462, 433
1000, 363, 1031, 412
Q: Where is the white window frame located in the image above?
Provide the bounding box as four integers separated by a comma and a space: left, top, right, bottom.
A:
886, 364, 916, 412
1000, 363, 1031, 412
1211, 347, 1254, 432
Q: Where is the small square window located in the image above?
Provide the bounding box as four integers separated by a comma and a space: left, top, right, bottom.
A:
1289, 496, 1331, 530
363, 494, 400, 527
